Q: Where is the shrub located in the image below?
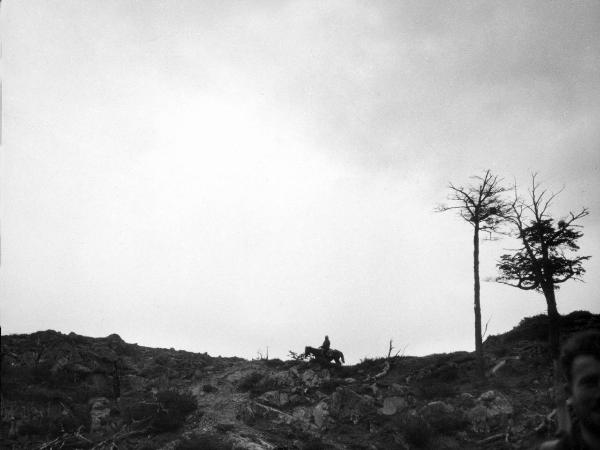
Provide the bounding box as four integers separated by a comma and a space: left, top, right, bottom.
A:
151, 390, 197, 432
418, 380, 457, 400
156, 390, 197, 414
155, 353, 172, 366
263, 358, 285, 368
401, 414, 431, 448
238, 372, 265, 393
237, 372, 280, 395
121, 391, 197, 433
319, 379, 342, 394
431, 364, 459, 382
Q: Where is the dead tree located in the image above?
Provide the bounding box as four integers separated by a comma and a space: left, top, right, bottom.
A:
437, 170, 508, 376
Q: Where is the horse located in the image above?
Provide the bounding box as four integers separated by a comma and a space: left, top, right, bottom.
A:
304, 346, 345, 366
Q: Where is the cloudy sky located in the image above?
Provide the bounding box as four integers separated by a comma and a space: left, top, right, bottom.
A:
1, 1, 599, 362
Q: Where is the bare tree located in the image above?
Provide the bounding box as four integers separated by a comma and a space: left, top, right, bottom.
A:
497, 175, 590, 359
437, 170, 508, 375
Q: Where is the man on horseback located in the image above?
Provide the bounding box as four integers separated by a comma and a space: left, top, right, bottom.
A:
320, 335, 332, 359
304, 339, 345, 366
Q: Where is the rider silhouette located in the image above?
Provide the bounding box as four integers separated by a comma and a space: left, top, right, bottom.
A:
320, 335, 331, 358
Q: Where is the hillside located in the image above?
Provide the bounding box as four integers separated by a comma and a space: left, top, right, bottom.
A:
2, 311, 599, 449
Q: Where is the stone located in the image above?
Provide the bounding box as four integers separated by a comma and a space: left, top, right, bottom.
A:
390, 383, 411, 394
257, 390, 282, 407
279, 392, 289, 406
467, 390, 513, 433
51, 356, 70, 374
89, 397, 111, 433
291, 406, 315, 431
379, 396, 408, 415
229, 434, 275, 450
313, 401, 330, 429
302, 369, 319, 387
330, 387, 376, 424
420, 401, 455, 424
458, 392, 476, 407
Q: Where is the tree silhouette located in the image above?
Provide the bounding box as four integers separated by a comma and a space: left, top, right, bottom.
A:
497, 174, 590, 359
496, 174, 589, 432
437, 170, 508, 375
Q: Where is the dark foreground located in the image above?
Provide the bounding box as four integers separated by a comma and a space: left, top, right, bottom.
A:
2, 311, 599, 449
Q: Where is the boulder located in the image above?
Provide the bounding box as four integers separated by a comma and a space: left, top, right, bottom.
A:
330, 387, 376, 424
279, 392, 289, 406
467, 390, 513, 433
419, 401, 457, 428
257, 390, 284, 407
390, 383, 411, 395
89, 397, 111, 433
291, 406, 316, 432
301, 369, 330, 387
421, 401, 455, 417
458, 392, 476, 407
313, 401, 330, 429
379, 396, 408, 415
302, 369, 317, 386
229, 434, 275, 450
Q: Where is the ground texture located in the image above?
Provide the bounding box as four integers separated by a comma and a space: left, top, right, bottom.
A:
2, 311, 599, 449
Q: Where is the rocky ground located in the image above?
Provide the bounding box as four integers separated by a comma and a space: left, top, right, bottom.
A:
2, 311, 600, 449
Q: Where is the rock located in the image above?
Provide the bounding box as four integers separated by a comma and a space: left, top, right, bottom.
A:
467, 390, 513, 433
330, 387, 376, 424
458, 392, 475, 407
257, 390, 278, 406
279, 392, 289, 406
369, 383, 379, 396
238, 404, 257, 425
270, 370, 295, 388
420, 400, 455, 424
258, 391, 290, 407
319, 369, 331, 380
420, 400, 455, 419
227, 368, 257, 383
229, 434, 275, 450
89, 397, 111, 432
302, 369, 327, 387
390, 383, 411, 394
257, 390, 283, 407
51, 355, 72, 374
313, 401, 330, 429
291, 406, 316, 431
302, 369, 316, 385
379, 396, 408, 415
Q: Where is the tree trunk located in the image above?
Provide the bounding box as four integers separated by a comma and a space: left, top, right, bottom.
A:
543, 284, 569, 433
473, 224, 484, 376
543, 284, 560, 359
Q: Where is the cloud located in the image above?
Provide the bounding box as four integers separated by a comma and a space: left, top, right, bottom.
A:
1, 1, 598, 361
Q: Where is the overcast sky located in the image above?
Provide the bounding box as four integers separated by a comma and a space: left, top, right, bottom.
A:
1, 1, 599, 363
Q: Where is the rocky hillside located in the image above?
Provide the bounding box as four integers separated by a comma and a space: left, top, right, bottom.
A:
2, 311, 600, 449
